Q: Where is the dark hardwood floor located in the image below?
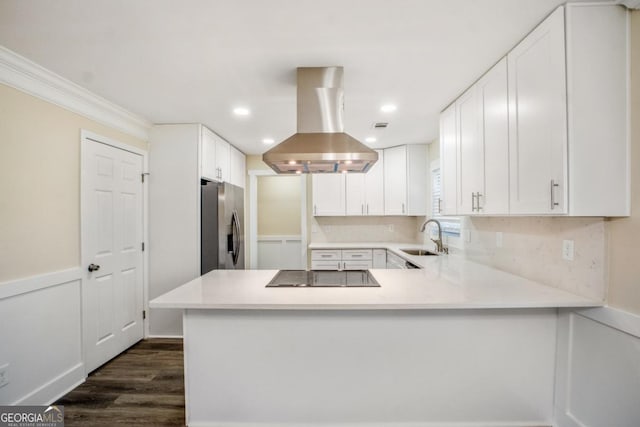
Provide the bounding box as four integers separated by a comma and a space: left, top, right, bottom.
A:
56, 339, 185, 426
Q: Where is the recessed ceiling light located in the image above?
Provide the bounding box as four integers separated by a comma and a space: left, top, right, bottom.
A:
233, 107, 250, 116
365, 137, 377, 143
288, 160, 297, 165
262, 138, 275, 145
380, 104, 397, 113
344, 160, 353, 165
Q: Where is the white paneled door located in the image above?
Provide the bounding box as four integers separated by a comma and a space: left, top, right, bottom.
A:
82, 136, 144, 374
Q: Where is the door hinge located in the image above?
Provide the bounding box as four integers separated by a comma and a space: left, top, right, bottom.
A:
141, 172, 150, 183
142, 310, 146, 320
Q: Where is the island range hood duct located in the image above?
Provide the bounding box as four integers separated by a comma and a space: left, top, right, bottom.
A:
263, 67, 378, 174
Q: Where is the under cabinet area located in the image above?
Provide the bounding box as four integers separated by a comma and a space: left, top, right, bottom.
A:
439, 4, 629, 217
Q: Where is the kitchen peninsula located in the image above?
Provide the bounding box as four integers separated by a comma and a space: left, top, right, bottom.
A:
150, 247, 599, 426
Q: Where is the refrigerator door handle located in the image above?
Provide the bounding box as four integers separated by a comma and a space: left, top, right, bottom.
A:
231, 210, 241, 266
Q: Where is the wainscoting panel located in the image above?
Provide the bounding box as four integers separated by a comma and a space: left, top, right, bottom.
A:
257, 235, 303, 270
0, 269, 85, 404
555, 307, 640, 427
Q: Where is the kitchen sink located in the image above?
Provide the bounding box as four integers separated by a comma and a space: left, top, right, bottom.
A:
400, 249, 438, 256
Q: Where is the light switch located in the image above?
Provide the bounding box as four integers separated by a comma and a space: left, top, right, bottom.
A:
562, 240, 574, 261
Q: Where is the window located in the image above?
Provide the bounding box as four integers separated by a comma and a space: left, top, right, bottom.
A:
430, 160, 460, 237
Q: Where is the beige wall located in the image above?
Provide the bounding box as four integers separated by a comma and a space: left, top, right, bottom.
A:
0, 83, 148, 282
257, 176, 302, 235
607, 10, 640, 315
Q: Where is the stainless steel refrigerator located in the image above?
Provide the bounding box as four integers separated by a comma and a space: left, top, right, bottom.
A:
201, 180, 245, 274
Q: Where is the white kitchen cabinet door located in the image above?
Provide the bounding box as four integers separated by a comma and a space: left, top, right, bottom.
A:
215, 136, 231, 183
477, 57, 509, 215
345, 174, 366, 216
440, 104, 457, 215
405, 145, 428, 216
312, 174, 346, 216
456, 86, 482, 216
364, 150, 385, 215
373, 249, 386, 268
346, 150, 384, 216
508, 7, 567, 214
383, 145, 408, 215
229, 145, 246, 188
201, 127, 217, 181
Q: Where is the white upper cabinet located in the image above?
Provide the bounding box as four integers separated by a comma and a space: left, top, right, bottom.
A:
201, 127, 217, 181
440, 58, 509, 217
384, 145, 427, 216
456, 85, 482, 216
346, 150, 384, 216
440, 4, 628, 217
508, 7, 567, 215
477, 57, 509, 215
215, 136, 230, 183
312, 174, 346, 216
200, 126, 238, 184
229, 145, 246, 188
439, 104, 457, 216
383, 146, 408, 215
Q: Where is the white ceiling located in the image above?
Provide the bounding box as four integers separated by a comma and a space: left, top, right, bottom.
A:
0, 0, 611, 154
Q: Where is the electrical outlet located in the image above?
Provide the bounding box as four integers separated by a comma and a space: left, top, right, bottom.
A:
496, 232, 503, 248
0, 363, 9, 388
388, 224, 394, 233
311, 224, 318, 233
562, 240, 574, 261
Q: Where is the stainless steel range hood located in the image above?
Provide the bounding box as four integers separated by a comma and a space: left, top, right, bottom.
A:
263, 67, 378, 174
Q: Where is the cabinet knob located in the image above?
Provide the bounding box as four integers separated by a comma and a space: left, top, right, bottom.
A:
88, 263, 100, 272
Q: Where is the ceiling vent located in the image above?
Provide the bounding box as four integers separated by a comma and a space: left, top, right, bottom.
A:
373, 122, 389, 129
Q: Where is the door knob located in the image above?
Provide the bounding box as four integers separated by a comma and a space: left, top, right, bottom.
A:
88, 263, 101, 272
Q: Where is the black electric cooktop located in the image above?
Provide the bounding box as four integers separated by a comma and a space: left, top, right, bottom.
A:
266, 270, 380, 288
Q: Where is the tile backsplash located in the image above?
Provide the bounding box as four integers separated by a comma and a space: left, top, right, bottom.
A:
311, 216, 421, 243
459, 216, 606, 301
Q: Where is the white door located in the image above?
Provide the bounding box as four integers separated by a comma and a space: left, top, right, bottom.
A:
82, 137, 144, 373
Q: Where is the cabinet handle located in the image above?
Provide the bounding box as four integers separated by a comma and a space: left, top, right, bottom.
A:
402, 203, 405, 214
314, 205, 317, 215
476, 192, 483, 211
366, 204, 369, 215
550, 180, 560, 210
361, 204, 364, 215
471, 193, 476, 212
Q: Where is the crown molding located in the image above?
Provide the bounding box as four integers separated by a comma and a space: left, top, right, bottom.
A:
0, 45, 151, 141
618, 0, 640, 9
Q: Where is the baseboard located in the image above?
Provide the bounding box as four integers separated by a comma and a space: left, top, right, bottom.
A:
147, 334, 183, 339
12, 363, 85, 405
188, 422, 550, 427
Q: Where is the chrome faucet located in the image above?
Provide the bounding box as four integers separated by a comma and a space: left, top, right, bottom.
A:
420, 219, 448, 254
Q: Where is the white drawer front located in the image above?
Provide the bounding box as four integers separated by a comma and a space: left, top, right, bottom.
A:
341, 249, 373, 261
311, 250, 341, 261
311, 260, 342, 270
342, 260, 373, 270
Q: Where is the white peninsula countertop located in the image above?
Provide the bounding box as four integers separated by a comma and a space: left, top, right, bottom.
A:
150, 245, 601, 310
